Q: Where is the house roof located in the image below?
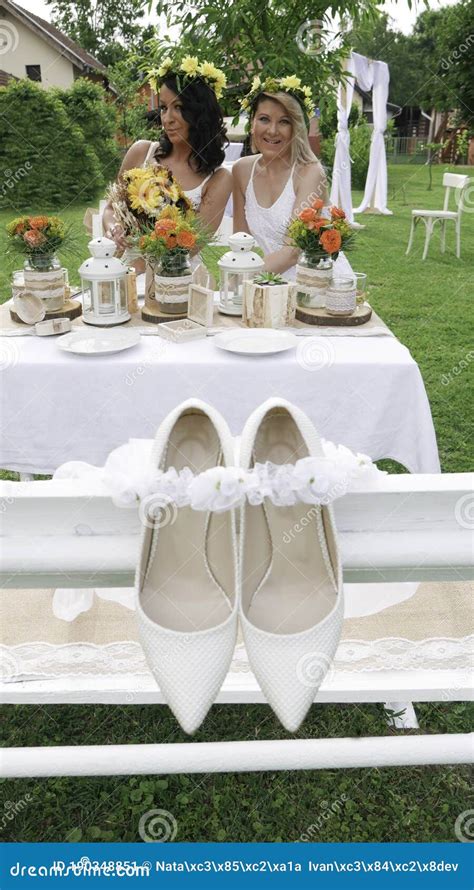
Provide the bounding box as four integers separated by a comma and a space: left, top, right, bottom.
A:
0, 0, 107, 74
0, 67, 18, 86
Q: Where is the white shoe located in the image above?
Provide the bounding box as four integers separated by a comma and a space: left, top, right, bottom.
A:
238, 398, 344, 732
136, 399, 238, 734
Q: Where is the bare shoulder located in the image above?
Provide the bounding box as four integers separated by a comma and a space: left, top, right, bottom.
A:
211, 165, 232, 185
122, 139, 152, 170
232, 155, 257, 187
295, 160, 326, 183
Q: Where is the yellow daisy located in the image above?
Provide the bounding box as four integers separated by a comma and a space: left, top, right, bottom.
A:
280, 75, 302, 91
181, 56, 199, 76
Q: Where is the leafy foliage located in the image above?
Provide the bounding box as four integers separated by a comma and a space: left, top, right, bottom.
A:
152, 0, 384, 116
0, 80, 103, 210
55, 79, 121, 185
322, 116, 372, 190
45, 0, 149, 66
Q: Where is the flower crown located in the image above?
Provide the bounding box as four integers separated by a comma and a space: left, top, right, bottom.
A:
147, 55, 227, 100
240, 74, 315, 122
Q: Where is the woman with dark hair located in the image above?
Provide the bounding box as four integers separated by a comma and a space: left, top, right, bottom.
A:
103, 56, 232, 249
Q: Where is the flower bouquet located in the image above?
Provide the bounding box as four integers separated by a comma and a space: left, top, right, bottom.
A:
107, 165, 191, 240
6, 215, 73, 311
136, 205, 214, 315
288, 202, 355, 309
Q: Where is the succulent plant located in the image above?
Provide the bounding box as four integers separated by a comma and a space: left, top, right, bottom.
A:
254, 272, 286, 286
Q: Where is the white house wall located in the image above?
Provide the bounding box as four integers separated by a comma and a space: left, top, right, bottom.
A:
1, 10, 75, 88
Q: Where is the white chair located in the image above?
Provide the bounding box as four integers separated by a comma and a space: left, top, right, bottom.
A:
406, 172, 470, 260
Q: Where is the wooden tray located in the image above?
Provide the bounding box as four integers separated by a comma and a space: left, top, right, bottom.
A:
141, 304, 187, 324
296, 303, 372, 326
10, 299, 82, 325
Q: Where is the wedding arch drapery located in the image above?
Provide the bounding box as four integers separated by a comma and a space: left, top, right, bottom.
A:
330, 51, 392, 219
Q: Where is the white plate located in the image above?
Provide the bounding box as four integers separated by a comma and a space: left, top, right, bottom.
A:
213, 328, 297, 356
58, 328, 141, 356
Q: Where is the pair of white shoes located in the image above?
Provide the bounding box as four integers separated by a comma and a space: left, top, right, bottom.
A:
135, 398, 344, 734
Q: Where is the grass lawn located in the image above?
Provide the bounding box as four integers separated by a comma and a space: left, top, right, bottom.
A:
0, 163, 473, 843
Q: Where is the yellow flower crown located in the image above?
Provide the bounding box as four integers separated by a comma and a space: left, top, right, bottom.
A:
148, 55, 227, 100
240, 74, 315, 122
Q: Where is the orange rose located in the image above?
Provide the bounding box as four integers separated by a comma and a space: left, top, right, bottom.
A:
154, 218, 175, 236
320, 228, 342, 255
14, 220, 28, 235
299, 208, 317, 223
29, 216, 49, 229
307, 217, 327, 231
164, 233, 178, 249
312, 197, 324, 211
330, 206, 345, 219
23, 229, 46, 247
176, 230, 196, 249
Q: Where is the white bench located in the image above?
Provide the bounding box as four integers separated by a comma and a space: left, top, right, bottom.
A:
1, 473, 473, 778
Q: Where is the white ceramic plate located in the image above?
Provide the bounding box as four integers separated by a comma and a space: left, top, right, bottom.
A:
213, 328, 297, 356
58, 328, 141, 356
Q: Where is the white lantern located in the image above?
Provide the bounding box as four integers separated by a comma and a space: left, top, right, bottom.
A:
79, 237, 130, 326
218, 232, 264, 316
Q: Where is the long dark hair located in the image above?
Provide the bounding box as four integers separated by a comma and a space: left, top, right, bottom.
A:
154, 75, 227, 174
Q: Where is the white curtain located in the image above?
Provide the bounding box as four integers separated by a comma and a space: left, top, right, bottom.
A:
354, 59, 392, 215
330, 52, 392, 218
329, 54, 356, 223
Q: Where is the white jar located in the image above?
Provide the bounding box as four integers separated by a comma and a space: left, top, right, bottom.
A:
326, 275, 356, 316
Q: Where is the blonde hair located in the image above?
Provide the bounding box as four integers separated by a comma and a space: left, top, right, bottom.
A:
250, 91, 317, 166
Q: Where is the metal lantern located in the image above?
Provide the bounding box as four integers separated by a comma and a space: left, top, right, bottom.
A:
79, 237, 130, 326
218, 232, 264, 316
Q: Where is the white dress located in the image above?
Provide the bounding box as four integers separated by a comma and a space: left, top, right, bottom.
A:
245, 156, 297, 280
244, 154, 354, 281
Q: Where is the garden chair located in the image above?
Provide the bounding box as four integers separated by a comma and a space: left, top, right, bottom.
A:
1, 471, 472, 778
406, 172, 470, 260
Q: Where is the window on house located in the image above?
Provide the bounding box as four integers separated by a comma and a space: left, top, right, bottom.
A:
26, 65, 42, 82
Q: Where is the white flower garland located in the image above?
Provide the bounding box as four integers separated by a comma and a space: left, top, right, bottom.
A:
105, 441, 384, 513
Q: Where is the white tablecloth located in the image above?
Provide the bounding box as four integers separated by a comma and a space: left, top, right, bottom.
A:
0, 330, 439, 475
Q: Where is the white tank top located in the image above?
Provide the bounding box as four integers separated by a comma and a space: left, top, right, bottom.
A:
143, 141, 214, 210
245, 156, 297, 280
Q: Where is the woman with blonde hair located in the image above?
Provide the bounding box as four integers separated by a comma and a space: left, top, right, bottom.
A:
233, 76, 328, 280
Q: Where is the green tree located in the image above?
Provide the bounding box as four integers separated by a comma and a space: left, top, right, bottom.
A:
46, 0, 148, 66
0, 79, 102, 210
152, 0, 386, 115
413, 1, 474, 124
55, 79, 121, 184
346, 13, 425, 109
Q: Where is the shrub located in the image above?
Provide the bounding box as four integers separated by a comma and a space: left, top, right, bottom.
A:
0, 79, 103, 210
55, 79, 121, 185
321, 116, 372, 192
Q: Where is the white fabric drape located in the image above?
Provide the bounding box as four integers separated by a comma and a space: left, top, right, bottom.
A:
354, 59, 392, 215
330, 52, 392, 219
329, 54, 356, 223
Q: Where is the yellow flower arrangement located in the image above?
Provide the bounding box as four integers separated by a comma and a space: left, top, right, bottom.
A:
240, 73, 315, 122
106, 165, 191, 238
147, 54, 226, 100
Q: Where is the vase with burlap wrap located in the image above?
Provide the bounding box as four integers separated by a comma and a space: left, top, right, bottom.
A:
23, 254, 66, 312
296, 255, 333, 309
153, 251, 192, 315
243, 279, 296, 328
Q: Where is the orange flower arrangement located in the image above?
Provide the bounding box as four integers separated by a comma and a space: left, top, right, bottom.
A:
137, 204, 213, 275
23, 229, 47, 248
287, 202, 354, 262
6, 215, 71, 262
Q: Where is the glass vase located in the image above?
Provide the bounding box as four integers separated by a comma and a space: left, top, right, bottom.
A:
296, 254, 333, 309
154, 251, 193, 315
325, 275, 357, 316
23, 254, 65, 312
